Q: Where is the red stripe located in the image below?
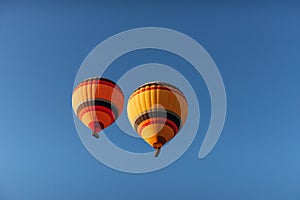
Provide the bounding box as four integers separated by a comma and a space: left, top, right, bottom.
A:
130, 86, 185, 101
78, 105, 115, 121
73, 80, 123, 95
138, 118, 178, 134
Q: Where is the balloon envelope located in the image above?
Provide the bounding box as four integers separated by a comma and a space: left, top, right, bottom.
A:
127, 81, 188, 156
72, 77, 124, 138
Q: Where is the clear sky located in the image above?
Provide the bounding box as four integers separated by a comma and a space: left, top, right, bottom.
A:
1, 1, 300, 200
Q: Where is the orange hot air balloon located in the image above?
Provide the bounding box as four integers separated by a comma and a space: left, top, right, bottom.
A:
127, 81, 188, 156
72, 77, 124, 138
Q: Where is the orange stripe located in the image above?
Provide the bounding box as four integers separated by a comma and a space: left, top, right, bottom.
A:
138, 118, 178, 134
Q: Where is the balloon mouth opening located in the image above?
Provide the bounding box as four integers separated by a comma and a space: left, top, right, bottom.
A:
153, 142, 163, 149
88, 121, 104, 133
153, 136, 166, 149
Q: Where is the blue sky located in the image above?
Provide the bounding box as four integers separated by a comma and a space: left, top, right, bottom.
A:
1, 1, 300, 199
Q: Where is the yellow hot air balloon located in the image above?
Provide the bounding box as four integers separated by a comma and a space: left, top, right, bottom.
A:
127, 81, 188, 156
72, 77, 124, 138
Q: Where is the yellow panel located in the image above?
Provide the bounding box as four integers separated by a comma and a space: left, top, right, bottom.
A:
129, 89, 185, 116
139, 123, 165, 138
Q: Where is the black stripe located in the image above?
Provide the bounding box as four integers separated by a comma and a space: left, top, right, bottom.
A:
134, 109, 181, 131
81, 77, 117, 86
76, 99, 119, 118
134, 81, 182, 93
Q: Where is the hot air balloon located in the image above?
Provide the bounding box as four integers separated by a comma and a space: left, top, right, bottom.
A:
72, 77, 124, 138
127, 81, 188, 157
